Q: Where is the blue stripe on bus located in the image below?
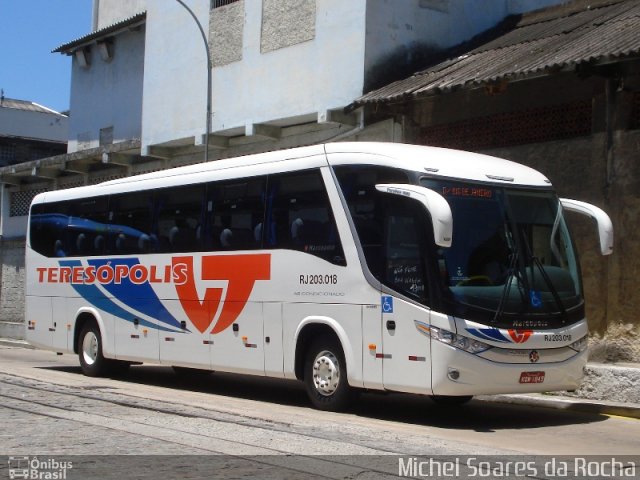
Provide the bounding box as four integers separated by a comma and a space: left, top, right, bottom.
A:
466, 327, 511, 343
59, 260, 180, 333
86, 258, 184, 331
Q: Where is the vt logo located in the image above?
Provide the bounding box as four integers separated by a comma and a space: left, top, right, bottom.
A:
508, 329, 533, 343
173, 254, 271, 334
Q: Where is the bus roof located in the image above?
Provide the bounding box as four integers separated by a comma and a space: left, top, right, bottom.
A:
324, 142, 551, 187
33, 142, 551, 204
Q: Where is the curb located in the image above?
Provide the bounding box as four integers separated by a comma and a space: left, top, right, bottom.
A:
479, 393, 640, 420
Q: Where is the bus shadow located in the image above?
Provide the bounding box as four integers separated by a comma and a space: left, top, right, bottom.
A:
41, 364, 608, 431
353, 391, 609, 431
43, 364, 311, 408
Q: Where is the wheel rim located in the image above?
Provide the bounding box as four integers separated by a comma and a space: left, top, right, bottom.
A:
82, 331, 99, 366
312, 350, 340, 396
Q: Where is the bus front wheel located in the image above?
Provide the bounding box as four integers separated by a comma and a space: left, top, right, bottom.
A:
304, 336, 354, 411
78, 322, 111, 377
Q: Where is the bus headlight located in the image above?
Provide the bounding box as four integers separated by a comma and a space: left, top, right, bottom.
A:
569, 335, 588, 352
429, 326, 492, 354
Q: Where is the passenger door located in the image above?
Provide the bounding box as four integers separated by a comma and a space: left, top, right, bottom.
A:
379, 199, 433, 394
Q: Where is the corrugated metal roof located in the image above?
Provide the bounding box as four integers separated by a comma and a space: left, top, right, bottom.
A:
0, 97, 65, 115
53, 12, 146, 54
355, 0, 640, 106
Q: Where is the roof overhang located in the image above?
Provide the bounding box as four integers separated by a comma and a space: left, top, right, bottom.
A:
53, 12, 146, 55
350, 0, 640, 110
0, 140, 143, 186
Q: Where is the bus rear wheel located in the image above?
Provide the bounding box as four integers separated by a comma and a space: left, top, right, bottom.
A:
78, 322, 111, 377
304, 336, 354, 411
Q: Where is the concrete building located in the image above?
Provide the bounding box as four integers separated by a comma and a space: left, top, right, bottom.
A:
0, 95, 67, 338
0, 0, 566, 338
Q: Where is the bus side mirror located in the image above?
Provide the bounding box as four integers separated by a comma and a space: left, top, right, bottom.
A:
375, 184, 453, 248
560, 198, 613, 256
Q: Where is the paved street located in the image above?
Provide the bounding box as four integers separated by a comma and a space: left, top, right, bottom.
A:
1, 345, 639, 478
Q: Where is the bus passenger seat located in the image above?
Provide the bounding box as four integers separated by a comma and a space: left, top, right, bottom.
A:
220, 228, 233, 248
115, 233, 126, 252
138, 233, 151, 252
94, 235, 105, 252
291, 218, 304, 245
54, 240, 66, 257
76, 233, 87, 253
254, 223, 262, 244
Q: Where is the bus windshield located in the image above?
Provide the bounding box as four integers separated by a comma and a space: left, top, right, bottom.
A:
421, 180, 583, 328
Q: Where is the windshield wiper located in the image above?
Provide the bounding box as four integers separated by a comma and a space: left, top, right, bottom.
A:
521, 234, 569, 324
492, 198, 531, 324
492, 251, 518, 324
530, 254, 569, 324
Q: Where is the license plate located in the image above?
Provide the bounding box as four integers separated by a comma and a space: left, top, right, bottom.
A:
519, 371, 545, 384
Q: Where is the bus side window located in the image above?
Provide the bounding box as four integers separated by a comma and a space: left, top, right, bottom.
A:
68, 196, 110, 257
156, 184, 206, 253
266, 170, 345, 266
205, 176, 266, 252
334, 165, 410, 281
108, 192, 154, 255
30, 201, 70, 258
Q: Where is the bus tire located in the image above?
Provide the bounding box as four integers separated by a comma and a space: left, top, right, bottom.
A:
78, 322, 110, 377
304, 335, 354, 411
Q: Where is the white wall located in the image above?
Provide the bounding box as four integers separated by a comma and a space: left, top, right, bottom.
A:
142, 0, 368, 149
141, 1, 209, 150
94, 0, 147, 29
0, 107, 67, 143
212, 0, 367, 132
68, 26, 145, 153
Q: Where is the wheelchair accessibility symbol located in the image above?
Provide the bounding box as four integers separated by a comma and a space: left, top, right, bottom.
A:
382, 296, 394, 313
530, 290, 542, 309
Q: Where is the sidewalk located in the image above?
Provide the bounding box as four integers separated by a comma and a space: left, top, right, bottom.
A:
480, 392, 640, 419
2, 337, 639, 419
484, 362, 640, 419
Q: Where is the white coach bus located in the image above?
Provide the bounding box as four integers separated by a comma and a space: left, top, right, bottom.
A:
25, 142, 613, 410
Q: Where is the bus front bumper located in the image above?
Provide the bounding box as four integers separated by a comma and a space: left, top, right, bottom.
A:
430, 340, 587, 396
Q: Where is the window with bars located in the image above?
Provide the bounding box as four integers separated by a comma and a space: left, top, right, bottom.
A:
10, 189, 46, 217
211, 0, 240, 8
